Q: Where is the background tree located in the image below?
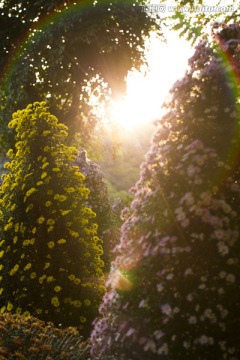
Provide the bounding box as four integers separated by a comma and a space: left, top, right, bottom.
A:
91, 23, 240, 359
0, 102, 105, 338
161, 0, 240, 44
0, 0, 161, 153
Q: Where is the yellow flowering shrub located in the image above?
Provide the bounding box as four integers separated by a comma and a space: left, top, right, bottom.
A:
0, 102, 105, 337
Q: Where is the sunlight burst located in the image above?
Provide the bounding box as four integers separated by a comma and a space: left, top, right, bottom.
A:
110, 32, 193, 130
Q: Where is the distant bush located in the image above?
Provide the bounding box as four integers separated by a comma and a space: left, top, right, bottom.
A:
91, 24, 240, 359
0, 313, 91, 359
0, 102, 105, 337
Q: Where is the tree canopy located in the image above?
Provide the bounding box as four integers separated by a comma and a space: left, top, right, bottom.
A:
0, 0, 161, 153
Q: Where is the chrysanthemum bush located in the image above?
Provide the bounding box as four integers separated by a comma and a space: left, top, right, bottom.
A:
0, 313, 91, 359
74, 150, 119, 271
0, 102, 105, 337
91, 24, 240, 359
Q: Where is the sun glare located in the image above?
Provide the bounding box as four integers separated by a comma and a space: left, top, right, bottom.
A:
110, 32, 193, 130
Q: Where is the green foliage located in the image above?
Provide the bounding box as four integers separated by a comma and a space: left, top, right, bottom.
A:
91, 24, 240, 359
0, 102, 105, 337
164, 0, 240, 45
0, 0, 161, 153
99, 124, 154, 194
0, 313, 91, 359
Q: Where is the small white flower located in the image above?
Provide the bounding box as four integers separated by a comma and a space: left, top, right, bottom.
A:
161, 304, 172, 317
187, 294, 194, 302
189, 316, 197, 324
157, 283, 164, 292
219, 271, 227, 279
184, 268, 193, 276
157, 343, 168, 355
226, 273, 235, 283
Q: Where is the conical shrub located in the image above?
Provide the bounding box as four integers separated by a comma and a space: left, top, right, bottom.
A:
0, 102, 105, 337
91, 24, 240, 359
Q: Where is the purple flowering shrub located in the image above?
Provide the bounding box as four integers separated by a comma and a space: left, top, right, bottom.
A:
91, 24, 240, 359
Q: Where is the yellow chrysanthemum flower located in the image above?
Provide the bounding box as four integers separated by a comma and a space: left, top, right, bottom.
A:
42, 162, 49, 169
60, 210, 71, 216
51, 296, 60, 307
39, 275, 47, 284
26, 188, 37, 198
4, 223, 13, 231
11, 204, 16, 211
24, 263, 32, 271
30, 272, 36, 279
9, 264, 19, 276
23, 311, 30, 316
68, 274, 75, 281
16, 307, 22, 315
43, 146, 50, 152
65, 187, 75, 193
44, 262, 50, 270
58, 239, 66, 244
7, 302, 13, 311
47, 219, 55, 226
37, 216, 45, 224
54, 194, 67, 202
47, 241, 55, 249
54, 286, 62, 293
1, 306, 6, 313
72, 300, 82, 308
43, 130, 51, 136
74, 278, 81, 285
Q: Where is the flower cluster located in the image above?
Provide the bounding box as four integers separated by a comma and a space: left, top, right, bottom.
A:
0, 102, 105, 338
91, 24, 240, 359
0, 312, 91, 359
